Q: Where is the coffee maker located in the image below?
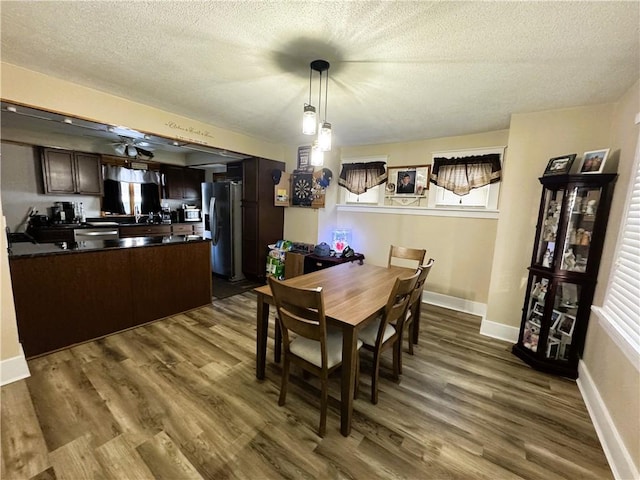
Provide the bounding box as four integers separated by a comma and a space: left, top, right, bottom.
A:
161, 206, 172, 224
51, 202, 77, 224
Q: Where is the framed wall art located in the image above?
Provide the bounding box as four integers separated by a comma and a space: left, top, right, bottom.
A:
578, 149, 609, 174
543, 154, 576, 176
384, 165, 430, 207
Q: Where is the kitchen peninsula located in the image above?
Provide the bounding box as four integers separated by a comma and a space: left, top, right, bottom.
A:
8, 235, 212, 357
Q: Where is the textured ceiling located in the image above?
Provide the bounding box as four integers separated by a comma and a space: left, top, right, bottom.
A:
1, 1, 638, 150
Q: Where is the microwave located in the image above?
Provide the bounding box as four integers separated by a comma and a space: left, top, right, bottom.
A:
178, 208, 201, 222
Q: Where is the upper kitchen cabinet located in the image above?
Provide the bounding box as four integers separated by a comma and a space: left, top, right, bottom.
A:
41, 148, 103, 195
162, 165, 205, 201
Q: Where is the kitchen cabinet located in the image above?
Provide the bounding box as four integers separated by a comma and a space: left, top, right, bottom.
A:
9, 240, 211, 357
512, 173, 616, 378
41, 147, 103, 195
241, 157, 285, 281
162, 165, 205, 201
29, 226, 75, 243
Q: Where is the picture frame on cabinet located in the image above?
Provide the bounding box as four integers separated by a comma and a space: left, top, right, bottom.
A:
557, 314, 576, 337
550, 310, 564, 330
546, 338, 561, 359
532, 302, 545, 316
579, 149, 609, 174
543, 153, 576, 176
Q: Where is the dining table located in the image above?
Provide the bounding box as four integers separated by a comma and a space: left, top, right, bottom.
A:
254, 261, 413, 436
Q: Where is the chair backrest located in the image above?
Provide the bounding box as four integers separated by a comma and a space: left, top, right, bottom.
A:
408, 258, 435, 310
374, 272, 420, 346
268, 277, 327, 351
388, 245, 427, 268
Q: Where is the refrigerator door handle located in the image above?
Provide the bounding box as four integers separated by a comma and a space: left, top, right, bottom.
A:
210, 197, 220, 246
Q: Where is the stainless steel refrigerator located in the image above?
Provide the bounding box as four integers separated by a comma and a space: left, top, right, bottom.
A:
202, 181, 244, 281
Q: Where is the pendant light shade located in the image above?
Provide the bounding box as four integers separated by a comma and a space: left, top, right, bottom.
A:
310, 140, 324, 166
318, 121, 332, 152
126, 145, 138, 157
303, 104, 316, 135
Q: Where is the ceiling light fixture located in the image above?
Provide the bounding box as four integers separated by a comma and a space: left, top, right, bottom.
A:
310, 140, 324, 166
303, 60, 332, 159
126, 145, 138, 157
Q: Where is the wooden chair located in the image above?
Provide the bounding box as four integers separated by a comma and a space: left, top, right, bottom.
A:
357, 271, 419, 404
387, 245, 427, 268
398, 259, 435, 373
268, 277, 362, 437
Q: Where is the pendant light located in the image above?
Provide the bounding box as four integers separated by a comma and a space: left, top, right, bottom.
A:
303, 60, 332, 157
310, 140, 324, 166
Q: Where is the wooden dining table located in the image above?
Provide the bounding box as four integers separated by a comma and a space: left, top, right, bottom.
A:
254, 261, 412, 436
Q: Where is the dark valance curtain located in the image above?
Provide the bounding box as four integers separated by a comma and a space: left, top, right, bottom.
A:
140, 183, 161, 214
102, 179, 126, 214
429, 154, 501, 196
338, 162, 387, 195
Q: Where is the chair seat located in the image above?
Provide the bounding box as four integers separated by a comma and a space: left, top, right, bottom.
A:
358, 318, 396, 347
290, 330, 363, 369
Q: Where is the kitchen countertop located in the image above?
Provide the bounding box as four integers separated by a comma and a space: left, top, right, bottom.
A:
8, 235, 209, 258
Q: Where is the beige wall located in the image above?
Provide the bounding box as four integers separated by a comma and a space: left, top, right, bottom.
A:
584, 80, 639, 475
1, 63, 286, 161
486, 104, 616, 329
337, 130, 508, 303
1, 208, 20, 360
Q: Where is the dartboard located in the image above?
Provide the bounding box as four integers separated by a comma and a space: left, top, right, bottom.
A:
292, 173, 313, 206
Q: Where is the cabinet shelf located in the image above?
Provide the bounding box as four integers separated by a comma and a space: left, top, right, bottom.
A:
512, 173, 616, 378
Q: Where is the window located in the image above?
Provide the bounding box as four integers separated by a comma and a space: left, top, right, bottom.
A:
120, 182, 142, 215
594, 132, 640, 368
338, 148, 503, 217
339, 155, 388, 204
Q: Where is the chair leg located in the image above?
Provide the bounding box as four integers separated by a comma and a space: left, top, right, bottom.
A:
408, 321, 415, 355
371, 351, 381, 404
354, 351, 360, 400
393, 342, 401, 381
278, 356, 290, 406
319, 373, 328, 437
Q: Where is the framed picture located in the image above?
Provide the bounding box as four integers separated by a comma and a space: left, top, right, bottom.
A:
557, 314, 576, 337
543, 154, 576, 176
296, 145, 313, 172
533, 302, 545, 315
551, 309, 564, 330
546, 338, 561, 359
386, 165, 431, 196
579, 149, 609, 174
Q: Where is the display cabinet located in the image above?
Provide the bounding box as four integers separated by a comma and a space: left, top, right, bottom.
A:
512, 173, 616, 378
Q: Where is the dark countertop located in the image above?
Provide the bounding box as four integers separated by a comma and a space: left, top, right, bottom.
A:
8, 235, 209, 258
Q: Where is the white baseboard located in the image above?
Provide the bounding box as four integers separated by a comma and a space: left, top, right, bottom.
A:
422, 291, 487, 318
0, 344, 30, 386
577, 360, 639, 480
422, 291, 519, 343
479, 318, 520, 343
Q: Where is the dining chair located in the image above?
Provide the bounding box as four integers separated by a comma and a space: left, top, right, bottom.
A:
387, 245, 427, 268
398, 259, 435, 373
268, 277, 362, 437
357, 271, 419, 404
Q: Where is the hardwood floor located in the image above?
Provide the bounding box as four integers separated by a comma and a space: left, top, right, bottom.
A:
1, 292, 612, 479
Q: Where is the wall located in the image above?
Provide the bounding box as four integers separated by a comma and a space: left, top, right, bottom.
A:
582, 79, 639, 479
1, 63, 286, 161
485, 104, 616, 333
337, 130, 508, 306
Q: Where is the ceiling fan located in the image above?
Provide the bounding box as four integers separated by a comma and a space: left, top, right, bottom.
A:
111, 136, 154, 158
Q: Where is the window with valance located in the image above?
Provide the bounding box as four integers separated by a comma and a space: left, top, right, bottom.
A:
338, 161, 387, 195
429, 153, 502, 196
102, 165, 161, 215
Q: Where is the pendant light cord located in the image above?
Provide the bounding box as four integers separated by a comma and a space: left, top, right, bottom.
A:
308, 67, 312, 105
324, 70, 329, 122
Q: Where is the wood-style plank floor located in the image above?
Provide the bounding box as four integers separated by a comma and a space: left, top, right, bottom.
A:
1, 292, 612, 479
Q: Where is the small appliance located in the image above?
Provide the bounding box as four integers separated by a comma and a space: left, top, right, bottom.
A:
177, 206, 201, 222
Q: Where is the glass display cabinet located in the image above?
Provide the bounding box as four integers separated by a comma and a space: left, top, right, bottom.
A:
512, 173, 616, 378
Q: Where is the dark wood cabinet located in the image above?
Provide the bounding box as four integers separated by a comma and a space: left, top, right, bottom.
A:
9, 241, 211, 357
29, 226, 75, 243
512, 173, 616, 378
162, 165, 204, 201
241, 157, 285, 281
41, 148, 103, 195
119, 224, 172, 238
